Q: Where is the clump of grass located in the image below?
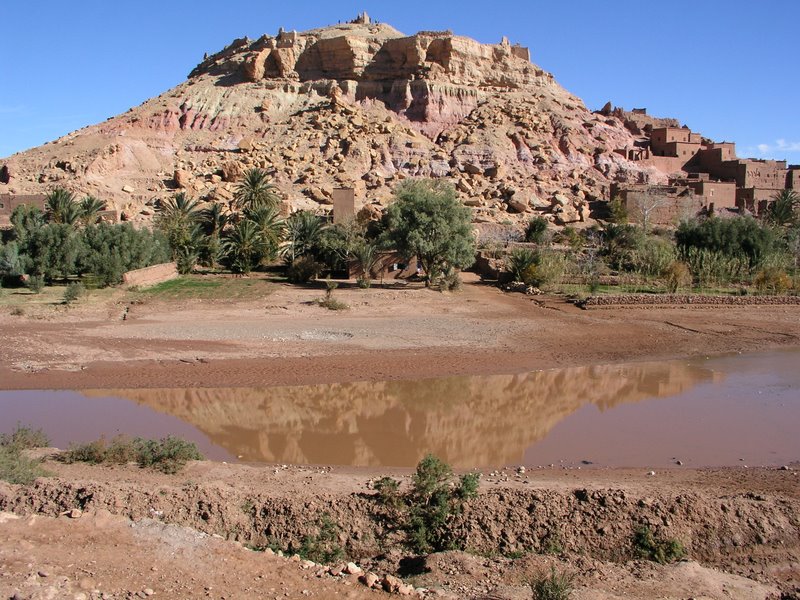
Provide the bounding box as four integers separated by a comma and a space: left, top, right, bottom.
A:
530, 566, 574, 600
0, 424, 51, 485
316, 279, 348, 310
63, 435, 202, 474
632, 525, 686, 564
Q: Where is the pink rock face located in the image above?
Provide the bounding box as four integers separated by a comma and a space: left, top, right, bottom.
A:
3, 18, 662, 223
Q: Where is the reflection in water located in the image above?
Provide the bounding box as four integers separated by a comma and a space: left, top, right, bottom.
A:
84, 361, 718, 468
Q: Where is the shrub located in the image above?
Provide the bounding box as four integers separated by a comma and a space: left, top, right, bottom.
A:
525, 217, 550, 244
0, 446, 50, 485
406, 455, 479, 553
663, 260, 692, 293
78, 223, 170, 287
287, 255, 321, 283
676, 217, 778, 270
1, 424, 50, 450
133, 436, 203, 474
530, 566, 574, 600
507, 247, 537, 282
63, 435, 201, 474
26, 275, 44, 293
632, 525, 686, 564
64, 438, 109, 464
631, 236, 675, 279
439, 268, 462, 292
754, 266, 791, 294
62, 281, 86, 305
297, 514, 345, 564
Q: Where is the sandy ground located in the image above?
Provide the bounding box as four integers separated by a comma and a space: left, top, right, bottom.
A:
2, 275, 800, 599
1, 273, 799, 389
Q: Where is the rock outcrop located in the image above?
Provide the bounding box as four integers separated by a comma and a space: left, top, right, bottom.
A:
0, 16, 663, 226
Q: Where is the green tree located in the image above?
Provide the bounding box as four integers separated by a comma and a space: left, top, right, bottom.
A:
223, 220, 262, 274
45, 187, 81, 225
155, 192, 203, 267
766, 189, 799, 226
24, 224, 81, 281
234, 168, 280, 211
78, 195, 107, 227
282, 210, 326, 264
675, 216, 778, 269
10, 205, 45, 245
243, 203, 283, 264
78, 223, 170, 287
383, 179, 476, 286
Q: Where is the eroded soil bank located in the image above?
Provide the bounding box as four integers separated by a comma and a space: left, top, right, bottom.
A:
1, 459, 799, 599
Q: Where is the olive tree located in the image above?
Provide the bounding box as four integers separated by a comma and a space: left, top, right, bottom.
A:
383, 179, 475, 286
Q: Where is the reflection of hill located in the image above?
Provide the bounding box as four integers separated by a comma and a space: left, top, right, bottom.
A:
84, 361, 718, 468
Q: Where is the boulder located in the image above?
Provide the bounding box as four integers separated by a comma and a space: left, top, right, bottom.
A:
0, 165, 10, 184
506, 197, 528, 213
552, 192, 570, 207
173, 169, 191, 189
221, 161, 244, 183
381, 574, 402, 593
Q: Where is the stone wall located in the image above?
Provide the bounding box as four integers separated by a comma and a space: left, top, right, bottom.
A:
581, 293, 800, 308
122, 262, 179, 288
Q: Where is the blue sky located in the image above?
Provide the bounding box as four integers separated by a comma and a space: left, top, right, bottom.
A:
1, 0, 798, 161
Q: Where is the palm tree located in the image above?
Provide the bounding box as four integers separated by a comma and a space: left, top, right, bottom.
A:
281, 210, 325, 264
201, 202, 229, 237
155, 192, 203, 259
353, 240, 380, 286
45, 188, 81, 225
244, 203, 284, 262
78, 195, 107, 227
767, 189, 799, 226
234, 168, 280, 211
223, 220, 262, 274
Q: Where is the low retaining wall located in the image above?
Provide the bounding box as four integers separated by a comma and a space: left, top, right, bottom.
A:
122, 262, 178, 288
581, 293, 800, 308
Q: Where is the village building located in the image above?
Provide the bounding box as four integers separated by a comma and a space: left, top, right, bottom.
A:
616, 119, 796, 218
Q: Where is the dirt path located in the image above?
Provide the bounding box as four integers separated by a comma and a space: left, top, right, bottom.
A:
1, 274, 799, 389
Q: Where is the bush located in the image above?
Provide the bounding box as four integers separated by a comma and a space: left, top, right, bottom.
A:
78, 223, 171, 287
133, 436, 203, 474
663, 260, 692, 293
27, 275, 45, 293
530, 566, 574, 600
0, 446, 50, 485
439, 268, 462, 292
632, 525, 686, 564
754, 266, 791, 294
287, 255, 321, 283
297, 514, 345, 564
63, 435, 202, 474
676, 217, 778, 270
507, 247, 537, 282
62, 281, 86, 305
525, 217, 550, 244
407, 455, 479, 553
1, 424, 50, 450
631, 236, 675, 279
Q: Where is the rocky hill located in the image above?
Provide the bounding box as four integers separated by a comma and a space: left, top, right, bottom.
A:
0, 14, 665, 226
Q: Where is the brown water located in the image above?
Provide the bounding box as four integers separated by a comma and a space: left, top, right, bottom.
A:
1, 350, 798, 468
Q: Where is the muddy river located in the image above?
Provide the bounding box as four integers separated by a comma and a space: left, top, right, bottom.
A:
2, 349, 798, 469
